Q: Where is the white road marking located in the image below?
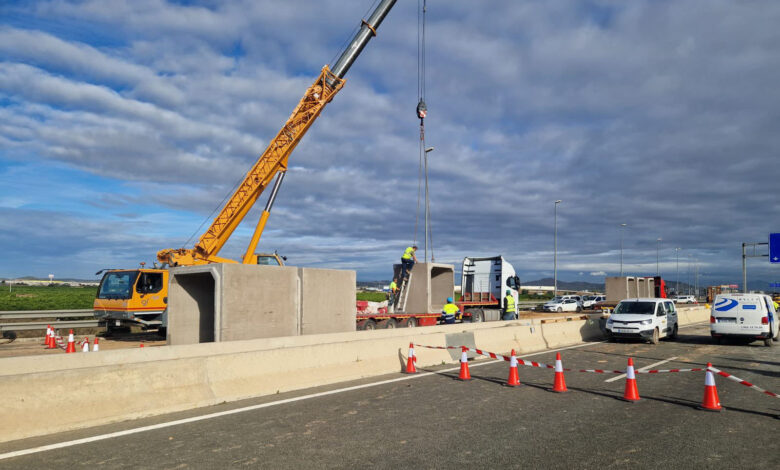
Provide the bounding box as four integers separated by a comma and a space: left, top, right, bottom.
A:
0, 340, 605, 461
605, 357, 678, 383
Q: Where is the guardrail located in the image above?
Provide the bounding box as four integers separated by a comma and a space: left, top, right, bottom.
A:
0, 309, 100, 332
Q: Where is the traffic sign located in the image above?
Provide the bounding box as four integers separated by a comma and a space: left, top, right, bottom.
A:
770, 233, 780, 263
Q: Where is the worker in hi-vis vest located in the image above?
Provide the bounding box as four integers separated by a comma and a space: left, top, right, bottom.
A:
400, 245, 418, 280
503, 289, 517, 320
388, 278, 398, 306
441, 297, 460, 324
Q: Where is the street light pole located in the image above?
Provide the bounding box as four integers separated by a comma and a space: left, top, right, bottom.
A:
554, 200, 561, 297
675, 247, 681, 296
656, 237, 662, 276
423, 146, 434, 263
619, 223, 627, 276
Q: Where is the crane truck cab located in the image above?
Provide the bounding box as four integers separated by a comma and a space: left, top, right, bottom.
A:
459, 256, 521, 322
93, 267, 169, 334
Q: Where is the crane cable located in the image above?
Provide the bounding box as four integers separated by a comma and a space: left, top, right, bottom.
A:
414, 0, 434, 262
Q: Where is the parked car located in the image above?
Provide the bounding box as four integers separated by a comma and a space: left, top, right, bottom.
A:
582, 295, 606, 309
543, 298, 581, 313
605, 298, 678, 344
710, 293, 779, 346
673, 295, 697, 304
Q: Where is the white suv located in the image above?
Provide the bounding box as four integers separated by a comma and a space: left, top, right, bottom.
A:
673, 295, 697, 304
606, 298, 679, 344
582, 295, 605, 309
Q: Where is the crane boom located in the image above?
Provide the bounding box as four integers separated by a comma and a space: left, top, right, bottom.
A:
158, 0, 397, 267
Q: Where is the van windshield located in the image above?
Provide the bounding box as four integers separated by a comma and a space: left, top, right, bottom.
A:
614, 301, 655, 315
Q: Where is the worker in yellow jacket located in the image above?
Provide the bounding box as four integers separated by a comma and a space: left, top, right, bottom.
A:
503, 289, 517, 320
388, 278, 398, 306
441, 297, 460, 324
401, 245, 418, 280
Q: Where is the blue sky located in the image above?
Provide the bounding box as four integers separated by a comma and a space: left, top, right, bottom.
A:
1, 0, 779, 288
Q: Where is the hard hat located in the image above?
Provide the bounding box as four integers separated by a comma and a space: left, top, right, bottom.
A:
447, 297, 453, 303
506, 289, 511, 294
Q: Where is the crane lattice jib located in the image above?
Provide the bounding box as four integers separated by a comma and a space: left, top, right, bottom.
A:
157, 67, 344, 265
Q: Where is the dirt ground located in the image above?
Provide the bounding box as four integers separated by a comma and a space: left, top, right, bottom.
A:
0, 328, 166, 358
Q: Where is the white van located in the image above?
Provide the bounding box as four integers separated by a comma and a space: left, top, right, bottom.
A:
605, 298, 678, 344
710, 293, 779, 346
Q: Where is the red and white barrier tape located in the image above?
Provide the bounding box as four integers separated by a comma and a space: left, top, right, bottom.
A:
707, 365, 779, 399
639, 368, 704, 374
412, 343, 778, 399
414, 343, 703, 374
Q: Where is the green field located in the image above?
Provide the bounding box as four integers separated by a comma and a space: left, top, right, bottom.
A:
356, 291, 388, 302
0, 285, 98, 311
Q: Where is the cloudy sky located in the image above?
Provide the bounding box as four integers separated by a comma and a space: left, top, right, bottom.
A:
1, 0, 778, 288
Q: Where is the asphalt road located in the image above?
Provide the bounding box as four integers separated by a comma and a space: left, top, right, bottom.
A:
1, 323, 778, 469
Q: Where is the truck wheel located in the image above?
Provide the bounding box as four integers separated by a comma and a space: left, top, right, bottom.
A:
650, 328, 659, 345
377, 319, 397, 329
556, 307, 562, 312
399, 317, 418, 328
764, 336, 773, 347
362, 319, 377, 331
471, 309, 484, 323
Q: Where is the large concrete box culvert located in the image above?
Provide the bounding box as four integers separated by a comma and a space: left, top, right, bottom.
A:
167, 264, 355, 345
393, 262, 455, 313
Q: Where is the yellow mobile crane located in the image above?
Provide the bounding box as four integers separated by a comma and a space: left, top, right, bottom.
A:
93, 0, 398, 333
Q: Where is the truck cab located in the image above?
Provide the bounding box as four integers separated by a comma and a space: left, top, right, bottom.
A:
93, 269, 169, 332
459, 256, 521, 322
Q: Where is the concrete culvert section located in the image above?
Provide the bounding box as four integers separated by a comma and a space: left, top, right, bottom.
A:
393, 262, 454, 314
167, 264, 356, 345
168, 271, 216, 344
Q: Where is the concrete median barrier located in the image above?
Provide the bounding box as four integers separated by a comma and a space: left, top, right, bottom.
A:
541, 316, 604, 349
1, 317, 606, 443
677, 305, 709, 325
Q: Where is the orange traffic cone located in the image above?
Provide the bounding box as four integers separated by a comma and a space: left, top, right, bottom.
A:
405, 343, 417, 374
506, 350, 520, 386
458, 347, 471, 381
622, 357, 640, 402
92, 337, 100, 352
65, 329, 76, 354
44, 325, 51, 345
81, 337, 90, 353
46, 328, 56, 349
699, 363, 722, 411
550, 352, 568, 393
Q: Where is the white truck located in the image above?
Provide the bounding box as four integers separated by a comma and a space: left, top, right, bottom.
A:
458, 256, 521, 322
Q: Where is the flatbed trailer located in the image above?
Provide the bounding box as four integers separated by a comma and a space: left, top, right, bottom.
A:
356, 312, 441, 329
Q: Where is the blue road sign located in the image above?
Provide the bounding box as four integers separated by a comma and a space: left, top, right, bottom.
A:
770, 233, 780, 263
